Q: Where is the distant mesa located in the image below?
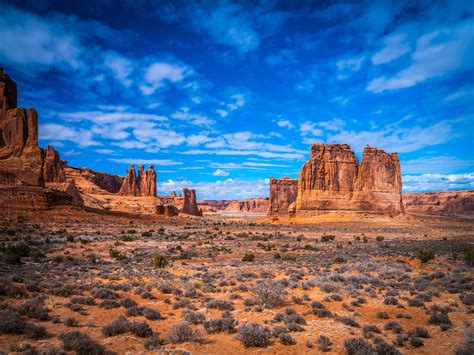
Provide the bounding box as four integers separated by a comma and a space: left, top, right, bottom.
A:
269, 143, 404, 217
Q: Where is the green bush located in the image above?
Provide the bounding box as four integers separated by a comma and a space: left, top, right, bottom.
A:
121, 235, 134, 242
463, 246, 474, 266
416, 248, 435, 263
142, 231, 152, 237
242, 253, 255, 262
321, 235, 336, 242
376, 236, 384, 242
152, 255, 169, 268
127, 229, 137, 234
109, 248, 127, 261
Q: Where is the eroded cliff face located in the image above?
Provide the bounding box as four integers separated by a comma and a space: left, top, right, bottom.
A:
64, 166, 124, 194
403, 190, 474, 214
119, 164, 156, 197
295, 143, 403, 216
0, 68, 81, 211
182, 188, 202, 216
268, 177, 298, 216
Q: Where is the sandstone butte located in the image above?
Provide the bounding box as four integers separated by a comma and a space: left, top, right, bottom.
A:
0, 68, 202, 216
269, 143, 404, 217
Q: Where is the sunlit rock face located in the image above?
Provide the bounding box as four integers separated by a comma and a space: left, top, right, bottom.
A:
119, 164, 157, 197
403, 190, 474, 214
268, 177, 298, 216
0, 68, 82, 211
294, 143, 403, 216
182, 188, 202, 216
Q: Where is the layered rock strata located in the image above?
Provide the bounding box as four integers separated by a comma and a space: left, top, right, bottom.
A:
182, 188, 202, 216
268, 177, 298, 216
293, 143, 403, 216
119, 164, 156, 197
0, 68, 81, 211
403, 190, 474, 214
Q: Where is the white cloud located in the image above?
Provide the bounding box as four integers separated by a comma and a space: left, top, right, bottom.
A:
368, 19, 474, 92
227, 93, 246, 111
371, 33, 410, 65
140, 61, 193, 95
328, 120, 453, 153
39, 123, 99, 147
300, 121, 323, 137
336, 55, 365, 79
402, 173, 474, 192
158, 178, 270, 200
212, 169, 230, 176
277, 119, 295, 130
109, 158, 182, 166
216, 109, 229, 117
172, 109, 215, 127
104, 51, 134, 86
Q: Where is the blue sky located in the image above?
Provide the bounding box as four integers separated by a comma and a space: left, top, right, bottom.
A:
1, 0, 473, 199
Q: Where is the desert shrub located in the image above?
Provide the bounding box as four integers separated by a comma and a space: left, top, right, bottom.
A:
363, 324, 381, 337
416, 249, 435, 263
71, 296, 96, 306
410, 337, 424, 347
374, 338, 401, 354
376, 311, 389, 319
272, 325, 287, 337
429, 309, 452, 329
24, 323, 47, 339
318, 335, 331, 352
408, 298, 425, 307
376, 236, 384, 242
142, 307, 161, 320
203, 316, 237, 334
99, 299, 120, 309
173, 299, 191, 309
0, 308, 26, 334
120, 297, 137, 308
167, 322, 201, 343
338, 316, 359, 327
242, 253, 255, 262
142, 231, 152, 237
144, 334, 163, 350
279, 333, 295, 345
59, 331, 105, 354
343, 338, 374, 355
18, 298, 49, 320
65, 317, 79, 327
109, 248, 127, 261
102, 316, 130, 337
460, 293, 474, 306
321, 235, 336, 242
121, 235, 134, 241
125, 305, 144, 317
252, 281, 285, 308
384, 321, 403, 333
152, 254, 169, 268
237, 323, 270, 347
383, 296, 399, 305
92, 288, 119, 299
243, 298, 256, 307
463, 246, 474, 266
204, 299, 234, 311
129, 321, 153, 337
408, 327, 430, 338
184, 311, 205, 325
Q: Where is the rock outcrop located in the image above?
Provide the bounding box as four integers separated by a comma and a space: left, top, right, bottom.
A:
119, 164, 156, 197
0, 67, 81, 211
64, 166, 124, 194
268, 177, 298, 216
182, 188, 202, 216
403, 190, 474, 214
294, 143, 403, 216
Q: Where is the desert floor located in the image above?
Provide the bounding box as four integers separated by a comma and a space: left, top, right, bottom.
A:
0, 208, 473, 354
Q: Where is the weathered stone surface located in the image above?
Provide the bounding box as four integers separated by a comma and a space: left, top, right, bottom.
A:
403, 190, 474, 214
119, 164, 138, 196
119, 164, 156, 196
268, 177, 298, 216
352, 146, 403, 214
43, 145, 66, 183
0, 71, 67, 186
156, 204, 179, 217
182, 188, 202, 216
295, 143, 403, 216
64, 166, 124, 194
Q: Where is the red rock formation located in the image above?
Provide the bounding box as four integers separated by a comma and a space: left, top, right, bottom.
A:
0, 68, 80, 210
156, 204, 179, 217
268, 177, 298, 216
295, 143, 403, 216
119, 164, 156, 196
182, 188, 202, 216
64, 166, 124, 194
403, 190, 474, 214
137, 164, 157, 197
352, 146, 403, 214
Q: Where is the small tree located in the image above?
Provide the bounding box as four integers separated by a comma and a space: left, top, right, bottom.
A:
152, 254, 169, 268
416, 249, 435, 263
